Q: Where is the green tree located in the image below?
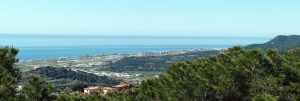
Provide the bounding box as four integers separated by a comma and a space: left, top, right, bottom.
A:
56, 92, 108, 101
251, 93, 277, 101
0, 46, 21, 101
20, 75, 53, 101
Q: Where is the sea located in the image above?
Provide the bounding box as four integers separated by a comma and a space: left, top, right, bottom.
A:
0, 34, 271, 60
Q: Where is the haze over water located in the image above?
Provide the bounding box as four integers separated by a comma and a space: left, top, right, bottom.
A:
0, 34, 270, 60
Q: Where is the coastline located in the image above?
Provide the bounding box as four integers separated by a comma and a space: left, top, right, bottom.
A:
17, 48, 225, 72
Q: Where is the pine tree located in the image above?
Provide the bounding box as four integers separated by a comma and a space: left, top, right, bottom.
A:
0, 46, 21, 101
20, 75, 53, 101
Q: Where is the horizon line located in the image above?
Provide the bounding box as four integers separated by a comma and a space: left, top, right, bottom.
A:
0, 33, 277, 38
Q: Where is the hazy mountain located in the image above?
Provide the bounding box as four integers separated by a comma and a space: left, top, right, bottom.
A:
245, 35, 300, 52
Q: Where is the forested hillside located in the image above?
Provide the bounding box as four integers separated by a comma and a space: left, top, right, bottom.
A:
31, 66, 120, 86
103, 50, 221, 71
245, 35, 300, 53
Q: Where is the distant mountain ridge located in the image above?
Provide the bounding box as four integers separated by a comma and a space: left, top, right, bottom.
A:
245, 35, 300, 52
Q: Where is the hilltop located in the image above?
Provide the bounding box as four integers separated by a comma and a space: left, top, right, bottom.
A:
245, 35, 300, 52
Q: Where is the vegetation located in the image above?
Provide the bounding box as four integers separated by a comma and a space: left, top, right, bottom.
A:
57, 46, 300, 101
19, 75, 55, 101
245, 35, 300, 53
57, 92, 109, 101
0, 46, 21, 101
31, 66, 121, 86
0, 47, 54, 101
251, 93, 277, 101
103, 50, 221, 71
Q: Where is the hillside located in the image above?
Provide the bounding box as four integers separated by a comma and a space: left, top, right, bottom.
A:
245, 35, 300, 52
30, 66, 120, 85
25, 66, 122, 92
102, 50, 222, 71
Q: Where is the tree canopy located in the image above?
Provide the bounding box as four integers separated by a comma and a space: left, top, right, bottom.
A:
0, 46, 21, 101
60, 46, 300, 101
20, 75, 54, 101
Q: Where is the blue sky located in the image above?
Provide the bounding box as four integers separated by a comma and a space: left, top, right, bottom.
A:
1, 0, 300, 37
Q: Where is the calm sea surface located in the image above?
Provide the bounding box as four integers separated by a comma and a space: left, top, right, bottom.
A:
0, 35, 271, 60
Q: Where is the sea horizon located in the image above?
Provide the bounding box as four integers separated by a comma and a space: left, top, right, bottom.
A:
1, 34, 271, 60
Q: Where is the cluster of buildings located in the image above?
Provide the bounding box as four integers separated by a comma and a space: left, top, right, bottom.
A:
71, 69, 142, 79
18, 48, 222, 72
17, 54, 124, 72
83, 82, 130, 94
